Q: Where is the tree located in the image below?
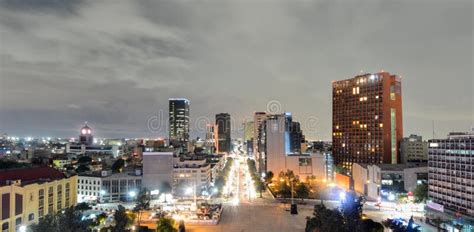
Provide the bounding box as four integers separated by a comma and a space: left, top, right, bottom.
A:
340, 191, 364, 231
360, 219, 384, 232
75, 202, 91, 211
57, 207, 91, 232
256, 180, 265, 198
30, 214, 57, 232
112, 158, 125, 173
453, 223, 464, 232
431, 217, 447, 232
265, 171, 274, 184
278, 182, 291, 198
77, 156, 92, 164
305, 203, 345, 232
75, 165, 90, 173
134, 189, 151, 228
156, 218, 177, 232
30, 207, 90, 232
113, 205, 133, 232
296, 183, 310, 202
413, 183, 428, 203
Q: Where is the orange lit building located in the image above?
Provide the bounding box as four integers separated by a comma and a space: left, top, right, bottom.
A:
332, 72, 403, 173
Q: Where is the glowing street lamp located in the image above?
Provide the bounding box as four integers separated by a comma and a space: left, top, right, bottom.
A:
128, 191, 137, 198
339, 191, 346, 201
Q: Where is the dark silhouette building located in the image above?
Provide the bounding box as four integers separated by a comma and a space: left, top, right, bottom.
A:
215, 113, 231, 153
169, 98, 190, 152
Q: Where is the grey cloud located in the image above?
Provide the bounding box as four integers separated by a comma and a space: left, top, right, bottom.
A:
0, 0, 472, 140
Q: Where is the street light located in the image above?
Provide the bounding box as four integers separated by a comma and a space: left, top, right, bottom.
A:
19, 225, 26, 232
339, 191, 346, 201
128, 191, 137, 198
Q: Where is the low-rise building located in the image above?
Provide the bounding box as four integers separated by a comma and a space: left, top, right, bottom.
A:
400, 134, 428, 163
142, 151, 174, 193
352, 163, 427, 201
0, 167, 77, 232
173, 156, 212, 196
77, 170, 142, 203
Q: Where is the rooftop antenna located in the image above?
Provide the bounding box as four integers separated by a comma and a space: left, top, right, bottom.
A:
432, 120, 436, 139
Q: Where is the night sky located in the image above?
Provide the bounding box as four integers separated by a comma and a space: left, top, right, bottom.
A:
0, 0, 472, 140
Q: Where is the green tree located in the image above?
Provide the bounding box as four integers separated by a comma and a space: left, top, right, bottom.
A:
30, 207, 90, 232
278, 182, 291, 198
413, 183, 428, 203
30, 214, 57, 232
296, 183, 310, 202
265, 171, 274, 184
133, 189, 151, 228
340, 191, 364, 232
74, 202, 91, 211
305, 203, 345, 232
431, 217, 447, 232
453, 223, 464, 232
113, 205, 133, 232
156, 218, 177, 232
255, 180, 266, 198
111, 158, 125, 173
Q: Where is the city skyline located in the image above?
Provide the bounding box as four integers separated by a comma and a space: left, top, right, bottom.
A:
0, 0, 472, 140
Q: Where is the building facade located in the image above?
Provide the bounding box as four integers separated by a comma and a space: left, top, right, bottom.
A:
77, 170, 142, 203
400, 134, 428, 163
427, 132, 474, 221
0, 167, 77, 232
244, 121, 254, 156
169, 98, 190, 152
352, 163, 427, 201
332, 72, 403, 173
142, 152, 174, 192
253, 112, 267, 170
173, 156, 212, 196
215, 113, 231, 153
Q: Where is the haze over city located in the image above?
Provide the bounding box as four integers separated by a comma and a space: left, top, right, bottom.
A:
1, 0, 472, 140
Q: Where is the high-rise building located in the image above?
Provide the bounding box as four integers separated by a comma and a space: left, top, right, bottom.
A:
215, 113, 231, 153
204, 124, 219, 154
427, 132, 474, 225
400, 134, 428, 163
169, 98, 190, 151
244, 121, 254, 155
253, 112, 267, 170
332, 72, 403, 173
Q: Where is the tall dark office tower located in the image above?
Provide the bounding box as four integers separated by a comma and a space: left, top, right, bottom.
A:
169, 98, 190, 151
216, 113, 231, 153
332, 72, 403, 173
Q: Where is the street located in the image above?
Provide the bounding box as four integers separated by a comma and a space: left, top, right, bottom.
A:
186, 156, 312, 232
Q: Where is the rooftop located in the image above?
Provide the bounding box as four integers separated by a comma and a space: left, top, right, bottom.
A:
0, 166, 67, 187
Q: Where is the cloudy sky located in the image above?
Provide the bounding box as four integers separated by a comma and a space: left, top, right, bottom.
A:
0, 0, 472, 140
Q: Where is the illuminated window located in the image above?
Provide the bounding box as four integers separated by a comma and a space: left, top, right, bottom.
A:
379, 123, 383, 128
336, 125, 339, 129
375, 95, 379, 99
375, 115, 379, 120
